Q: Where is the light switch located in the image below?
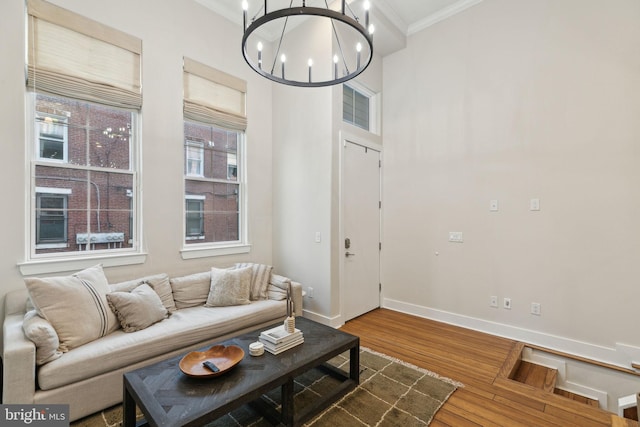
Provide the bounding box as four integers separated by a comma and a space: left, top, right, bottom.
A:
449, 232, 463, 243
530, 198, 540, 211
315, 232, 321, 243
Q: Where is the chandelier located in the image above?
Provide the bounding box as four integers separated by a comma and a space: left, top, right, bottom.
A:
241, 0, 374, 88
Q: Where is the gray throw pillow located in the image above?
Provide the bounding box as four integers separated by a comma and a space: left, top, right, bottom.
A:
23, 310, 63, 365
107, 284, 168, 333
110, 273, 176, 314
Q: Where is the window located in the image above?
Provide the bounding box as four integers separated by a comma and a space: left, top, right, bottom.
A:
23, 0, 143, 271
36, 192, 68, 246
37, 113, 68, 161
31, 94, 137, 256
343, 84, 370, 131
227, 153, 237, 180
184, 122, 243, 246
185, 141, 204, 176
185, 197, 205, 239
181, 58, 248, 257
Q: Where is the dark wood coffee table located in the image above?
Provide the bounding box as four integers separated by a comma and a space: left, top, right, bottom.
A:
123, 317, 359, 427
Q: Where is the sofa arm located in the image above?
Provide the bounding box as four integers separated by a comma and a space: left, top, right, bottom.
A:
3, 313, 36, 404
290, 281, 303, 317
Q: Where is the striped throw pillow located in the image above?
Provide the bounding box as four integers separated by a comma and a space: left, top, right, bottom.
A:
24, 264, 119, 351
235, 263, 273, 300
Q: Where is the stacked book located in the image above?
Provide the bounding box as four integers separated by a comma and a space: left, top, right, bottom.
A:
259, 325, 304, 355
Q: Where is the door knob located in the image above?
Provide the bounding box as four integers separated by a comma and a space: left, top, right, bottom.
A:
345, 251, 356, 257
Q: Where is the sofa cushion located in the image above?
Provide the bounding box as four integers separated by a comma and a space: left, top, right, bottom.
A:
111, 273, 176, 314
235, 263, 273, 300
170, 271, 211, 309
205, 267, 252, 307
24, 264, 119, 351
36, 299, 287, 390
107, 284, 168, 332
22, 310, 63, 365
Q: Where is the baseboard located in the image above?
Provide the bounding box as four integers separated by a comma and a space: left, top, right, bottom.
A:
382, 297, 640, 371
302, 309, 343, 328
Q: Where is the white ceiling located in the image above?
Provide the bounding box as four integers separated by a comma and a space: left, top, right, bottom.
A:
195, 0, 483, 56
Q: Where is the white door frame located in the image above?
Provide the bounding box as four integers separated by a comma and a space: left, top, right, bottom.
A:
338, 130, 383, 325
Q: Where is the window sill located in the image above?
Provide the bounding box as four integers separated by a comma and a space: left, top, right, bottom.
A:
180, 244, 251, 260
18, 252, 147, 276
35, 243, 68, 250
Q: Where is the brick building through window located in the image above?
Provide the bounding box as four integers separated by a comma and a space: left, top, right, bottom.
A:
33, 93, 135, 254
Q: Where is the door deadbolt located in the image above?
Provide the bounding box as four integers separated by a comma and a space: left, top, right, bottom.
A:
345, 238, 351, 249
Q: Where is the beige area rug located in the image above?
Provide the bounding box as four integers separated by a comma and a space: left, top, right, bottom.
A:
71, 347, 462, 427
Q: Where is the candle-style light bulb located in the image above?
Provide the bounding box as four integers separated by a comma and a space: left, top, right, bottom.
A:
356, 43, 362, 69
333, 54, 339, 79
364, 0, 370, 28
368, 24, 375, 35
257, 41, 263, 69
281, 54, 286, 79
242, 1, 248, 30
308, 58, 313, 83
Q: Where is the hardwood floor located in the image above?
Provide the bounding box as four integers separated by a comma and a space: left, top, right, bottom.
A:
340, 309, 636, 427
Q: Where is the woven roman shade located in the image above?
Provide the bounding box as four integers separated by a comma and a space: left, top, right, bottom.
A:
183, 58, 247, 131
26, 0, 142, 109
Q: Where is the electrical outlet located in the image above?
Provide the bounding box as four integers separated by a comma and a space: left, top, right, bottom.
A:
490, 296, 498, 308
307, 287, 314, 299
503, 298, 512, 310
531, 302, 541, 315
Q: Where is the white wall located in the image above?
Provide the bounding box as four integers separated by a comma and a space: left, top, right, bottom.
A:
382, 0, 640, 367
272, 15, 383, 324
272, 18, 334, 318
0, 0, 274, 322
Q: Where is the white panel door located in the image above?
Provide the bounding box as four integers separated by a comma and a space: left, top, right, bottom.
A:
342, 140, 381, 321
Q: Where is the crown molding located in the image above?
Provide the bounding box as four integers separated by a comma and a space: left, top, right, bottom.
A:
408, 0, 483, 35
371, 0, 409, 35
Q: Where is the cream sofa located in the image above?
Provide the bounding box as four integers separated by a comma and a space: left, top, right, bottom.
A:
2, 267, 303, 422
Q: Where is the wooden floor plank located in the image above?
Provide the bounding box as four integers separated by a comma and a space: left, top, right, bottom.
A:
340, 309, 634, 427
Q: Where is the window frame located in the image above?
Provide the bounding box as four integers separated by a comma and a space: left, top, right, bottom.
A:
180, 121, 250, 259
35, 189, 69, 248
20, 92, 146, 275
185, 195, 205, 240
342, 82, 380, 135
36, 112, 69, 163
185, 140, 205, 177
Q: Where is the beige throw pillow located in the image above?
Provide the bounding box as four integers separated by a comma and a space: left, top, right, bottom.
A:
170, 271, 211, 309
107, 284, 168, 333
205, 267, 252, 307
235, 263, 273, 300
24, 264, 119, 351
23, 310, 63, 365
